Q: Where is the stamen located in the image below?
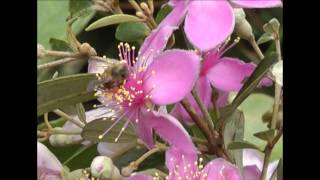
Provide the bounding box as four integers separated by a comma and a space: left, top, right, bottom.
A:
98, 110, 129, 139
114, 119, 130, 142
220, 36, 241, 56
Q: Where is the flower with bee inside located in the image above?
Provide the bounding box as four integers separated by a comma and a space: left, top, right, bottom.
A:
87, 40, 200, 148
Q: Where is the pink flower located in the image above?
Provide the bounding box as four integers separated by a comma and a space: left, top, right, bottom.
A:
88, 42, 200, 148
147, 0, 282, 52
243, 149, 279, 180
126, 116, 242, 180
37, 142, 63, 180
171, 40, 273, 124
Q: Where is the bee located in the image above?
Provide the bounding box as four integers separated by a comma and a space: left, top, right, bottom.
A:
87, 58, 129, 92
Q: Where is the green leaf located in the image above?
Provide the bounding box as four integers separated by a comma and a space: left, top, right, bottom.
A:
254, 129, 275, 142
263, 18, 280, 34
43, 141, 97, 171
37, 74, 96, 116
81, 118, 137, 143
86, 14, 142, 31
115, 22, 150, 42
69, 0, 92, 15
76, 103, 87, 124
191, 124, 206, 140
223, 110, 245, 170
241, 93, 283, 160
257, 32, 274, 45
63, 144, 94, 165
228, 140, 262, 151
49, 38, 72, 51
226, 52, 278, 116
37, 0, 94, 49
37, 0, 69, 48
155, 4, 173, 24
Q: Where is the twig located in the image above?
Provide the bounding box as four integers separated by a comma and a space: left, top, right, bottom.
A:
44, 113, 53, 131
53, 109, 84, 128
191, 89, 215, 132
180, 99, 230, 161
37, 57, 80, 70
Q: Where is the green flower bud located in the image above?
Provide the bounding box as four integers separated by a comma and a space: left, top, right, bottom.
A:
37, 43, 46, 58
234, 8, 254, 41
49, 128, 73, 147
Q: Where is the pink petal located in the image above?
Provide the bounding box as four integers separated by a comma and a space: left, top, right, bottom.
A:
243, 165, 261, 180
184, 1, 235, 51
126, 174, 153, 180
203, 158, 243, 180
243, 149, 263, 170
266, 160, 279, 180
170, 77, 211, 124
229, 0, 283, 8
37, 142, 63, 180
146, 111, 197, 153
136, 116, 154, 149
171, 77, 229, 124
165, 147, 198, 180
170, 101, 194, 124
97, 142, 135, 158
143, 49, 200, 105
207, 57, 256, 91
136, 3, 188, 68
201, 49, 221, 76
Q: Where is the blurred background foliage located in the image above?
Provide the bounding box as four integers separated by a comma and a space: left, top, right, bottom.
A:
37, 0, 282, 171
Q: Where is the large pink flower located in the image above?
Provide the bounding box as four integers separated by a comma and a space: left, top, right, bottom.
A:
126, 115, 242, 180
147, 0, 282, 52
175, 0, 282, 51
171, 41, 272, 124
88, 42, 200, 148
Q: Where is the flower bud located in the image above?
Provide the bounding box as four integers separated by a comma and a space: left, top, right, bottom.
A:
90, 156, 122, 180
37, 43, 46, 58
79, 43, 97, 56
234, 8, 254, 41
234, 8, 246, 24
49, 128, 74, 147
121, 166, 135, 177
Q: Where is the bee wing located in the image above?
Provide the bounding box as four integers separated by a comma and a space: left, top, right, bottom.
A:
88, 58, 110, 74
87, 79, 109, 92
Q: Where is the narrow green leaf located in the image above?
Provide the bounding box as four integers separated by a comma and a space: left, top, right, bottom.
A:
63, 144, 94, 165
223, 110, 245, 171
86, 14, 142, 31
257, 32, 274, 45
37, 73, 96, 116
115, 22, 150, 42
155, 4, 173, 24
254, 129, 275, 142
81, 118, 137, 143
226, 52, 278, 116
49, 38, 72, 51
69, 0, 92, 15
228, 140, 262, 151
76, 103, 87, 124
